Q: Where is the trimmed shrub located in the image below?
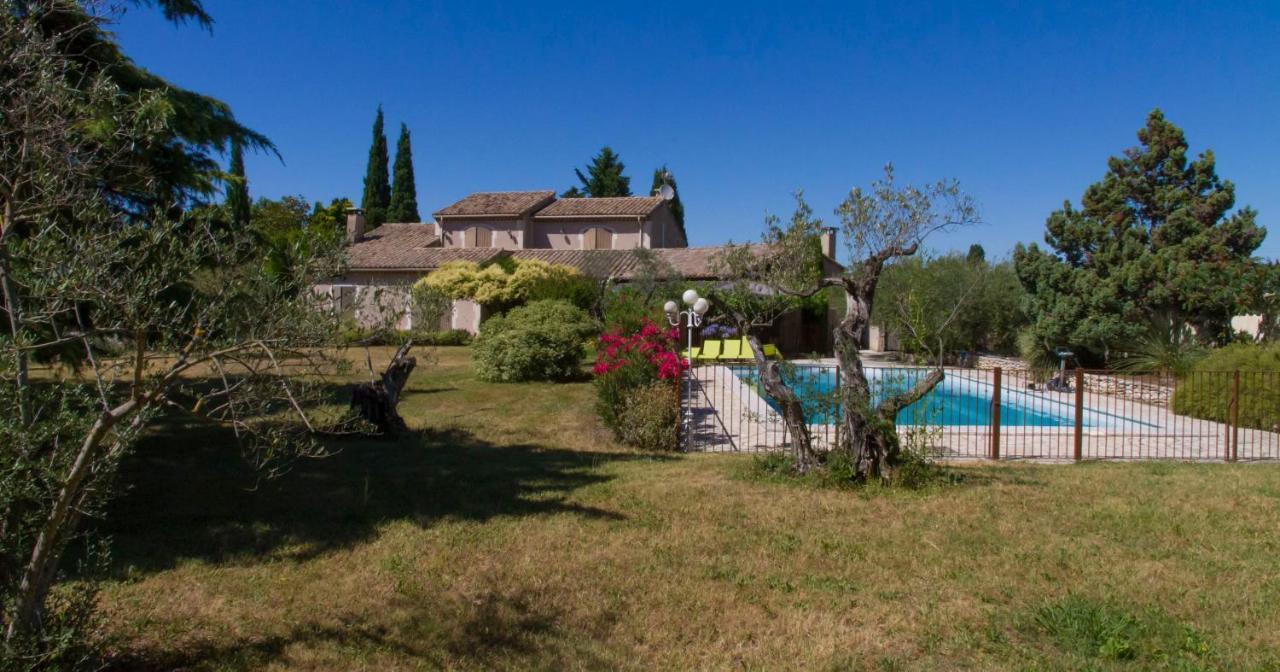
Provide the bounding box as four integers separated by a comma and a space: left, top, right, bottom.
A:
472, 300, 597, 382
616, 381, 680, 451
418, 258, 596, 311
1170, 342, 1280, 431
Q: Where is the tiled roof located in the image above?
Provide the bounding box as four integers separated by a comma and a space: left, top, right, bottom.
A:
509, 247, 743, 279
346, 224, 501, 269
433, 191, 555, 217
345, 227, 844, 278
533, 196, 665, 218
507, 249, 645, 279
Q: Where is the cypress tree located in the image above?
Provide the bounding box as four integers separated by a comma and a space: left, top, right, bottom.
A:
361, 106, 391, 228
571, 146, 631, 197
387, 123, 420, 223
225, 139, 250, 227
650, 166, 686, 243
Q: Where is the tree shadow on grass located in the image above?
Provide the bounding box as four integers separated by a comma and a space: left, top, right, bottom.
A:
108, 587, 622, 671
92, 417, 657, 576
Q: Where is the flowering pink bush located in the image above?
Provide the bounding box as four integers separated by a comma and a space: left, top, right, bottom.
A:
593, 318, 687, 442
593, 318, 687, 379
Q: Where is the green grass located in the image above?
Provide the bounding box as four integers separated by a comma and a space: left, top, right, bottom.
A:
89, 347, 1280, 670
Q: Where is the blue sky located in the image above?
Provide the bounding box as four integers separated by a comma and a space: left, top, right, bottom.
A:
113, 1, 1280, 261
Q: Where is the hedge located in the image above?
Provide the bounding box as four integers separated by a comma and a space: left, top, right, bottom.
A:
1170, 343, 1280, 431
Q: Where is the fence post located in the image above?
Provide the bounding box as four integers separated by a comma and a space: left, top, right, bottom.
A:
676, 364, 684, 451
1073, 368, 1084, 461
990, 367, 1002, 460
1231, 370, 1240, 462
834, 365, 842, 450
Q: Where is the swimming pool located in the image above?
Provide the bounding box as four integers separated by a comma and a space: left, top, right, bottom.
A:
729, 366, 1152, 429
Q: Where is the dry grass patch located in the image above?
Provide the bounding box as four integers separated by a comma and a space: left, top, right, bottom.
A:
85, 347, 1280, 670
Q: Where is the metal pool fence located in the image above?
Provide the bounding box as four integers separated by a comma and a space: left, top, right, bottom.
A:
679, 363, 1280, 462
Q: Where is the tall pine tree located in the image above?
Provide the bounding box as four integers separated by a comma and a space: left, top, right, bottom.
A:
361, 106, 391, 228
570, 146, 631, 197
225, 139, 250, 227
651, 165, 686, 243
1014, 109, 1266, 361
387, 123, 420, 223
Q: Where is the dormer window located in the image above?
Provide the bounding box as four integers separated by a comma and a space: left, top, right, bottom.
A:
582, 227, 613, 250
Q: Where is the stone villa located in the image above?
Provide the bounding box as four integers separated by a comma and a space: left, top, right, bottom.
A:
317, 190, 841, 351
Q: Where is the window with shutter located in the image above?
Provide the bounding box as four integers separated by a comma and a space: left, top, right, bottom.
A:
583, 227, 613, 250
467, 226, 493, 248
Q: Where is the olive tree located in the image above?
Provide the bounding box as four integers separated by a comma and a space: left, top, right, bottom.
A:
713, 197, 826, 470
1, 12, 350, 648
763, 166, 978, 480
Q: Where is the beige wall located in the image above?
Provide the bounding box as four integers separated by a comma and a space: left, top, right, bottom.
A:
317, 271, 431, 332
527, 219, 644, 250
439, 218, 525, 249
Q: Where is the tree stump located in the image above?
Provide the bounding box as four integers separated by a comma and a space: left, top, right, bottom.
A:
351, 342, 416, 434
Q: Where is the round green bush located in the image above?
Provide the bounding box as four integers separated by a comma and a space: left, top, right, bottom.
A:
1170, 342, 1280, 431
616, 381, 679, 451
472, 300, 597, 382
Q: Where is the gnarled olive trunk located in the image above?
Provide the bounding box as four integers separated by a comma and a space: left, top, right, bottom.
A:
831, 252, 946, 481
745, 334, 818, 471
351, 342, 416, 434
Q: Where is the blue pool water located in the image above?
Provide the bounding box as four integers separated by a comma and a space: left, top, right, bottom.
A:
731, 366, 1080, 427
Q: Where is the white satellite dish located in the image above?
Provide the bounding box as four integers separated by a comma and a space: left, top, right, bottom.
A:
657, 183, 675, 201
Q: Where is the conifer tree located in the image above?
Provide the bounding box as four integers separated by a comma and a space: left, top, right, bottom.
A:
387, 123, 420, 223
571, 146, 631, 197
361, 106, 391, 227
225, 139, 250, 227
651, 165, 686, 242
1015, 109, 1266, 360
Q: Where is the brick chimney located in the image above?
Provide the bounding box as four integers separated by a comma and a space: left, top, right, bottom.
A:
346, 207, 366, 244
819, 227, 837, 259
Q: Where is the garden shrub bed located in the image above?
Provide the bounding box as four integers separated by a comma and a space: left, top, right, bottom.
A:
1170, 343, 1280, 430
473, 300, 597, 382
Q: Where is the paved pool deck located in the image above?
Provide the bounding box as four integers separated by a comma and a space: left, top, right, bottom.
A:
683, 362, 1280, 462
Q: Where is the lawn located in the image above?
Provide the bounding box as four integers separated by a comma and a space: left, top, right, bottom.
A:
92, 346, 1280, 670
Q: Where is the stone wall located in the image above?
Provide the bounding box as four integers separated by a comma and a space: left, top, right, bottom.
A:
973, 354, 1028, 372
972, 354, 1173, 405
1081, 373, 1173, 405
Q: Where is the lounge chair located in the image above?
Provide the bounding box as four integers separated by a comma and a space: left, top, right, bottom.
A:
682, 346, 701, 360
762, 343, 782, 360
718, 338, 743, 360
696, 340, 722, 361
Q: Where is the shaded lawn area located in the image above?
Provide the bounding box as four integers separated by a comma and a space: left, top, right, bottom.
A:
92, 347, 1280, 671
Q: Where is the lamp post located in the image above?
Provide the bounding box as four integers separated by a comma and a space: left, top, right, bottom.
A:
665, 289, 710, 443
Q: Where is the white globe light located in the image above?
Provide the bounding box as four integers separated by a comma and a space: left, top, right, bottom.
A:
663, 300, 678, 314
682, 289, 699, 306
693, 297, 710, 315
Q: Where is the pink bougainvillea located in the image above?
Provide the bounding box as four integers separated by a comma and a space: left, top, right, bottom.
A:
593, 318, 687, 379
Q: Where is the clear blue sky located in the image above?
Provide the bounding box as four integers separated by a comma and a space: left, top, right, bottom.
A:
113, 1, 1280, 261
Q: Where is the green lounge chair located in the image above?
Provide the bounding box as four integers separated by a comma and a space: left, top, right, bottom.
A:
719, 338, 743, 360
762, 343, 782, 360
682, 346, 701, 360
696, 340, 722, 361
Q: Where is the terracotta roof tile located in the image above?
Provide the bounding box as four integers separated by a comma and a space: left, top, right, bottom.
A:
346, 224, 501, 269
534, 196, 665, 218
345, 227, 845, 278
433, 191, 555, 217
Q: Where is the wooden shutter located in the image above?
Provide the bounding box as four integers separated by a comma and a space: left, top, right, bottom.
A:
583, 228, 612, 250
467, 227, 492, 248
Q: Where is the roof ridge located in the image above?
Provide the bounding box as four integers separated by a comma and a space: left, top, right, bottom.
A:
462, 189, 555, 194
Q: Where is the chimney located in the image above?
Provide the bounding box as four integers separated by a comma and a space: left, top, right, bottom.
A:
346, 207, 366, 244
819, 227, 837, 259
